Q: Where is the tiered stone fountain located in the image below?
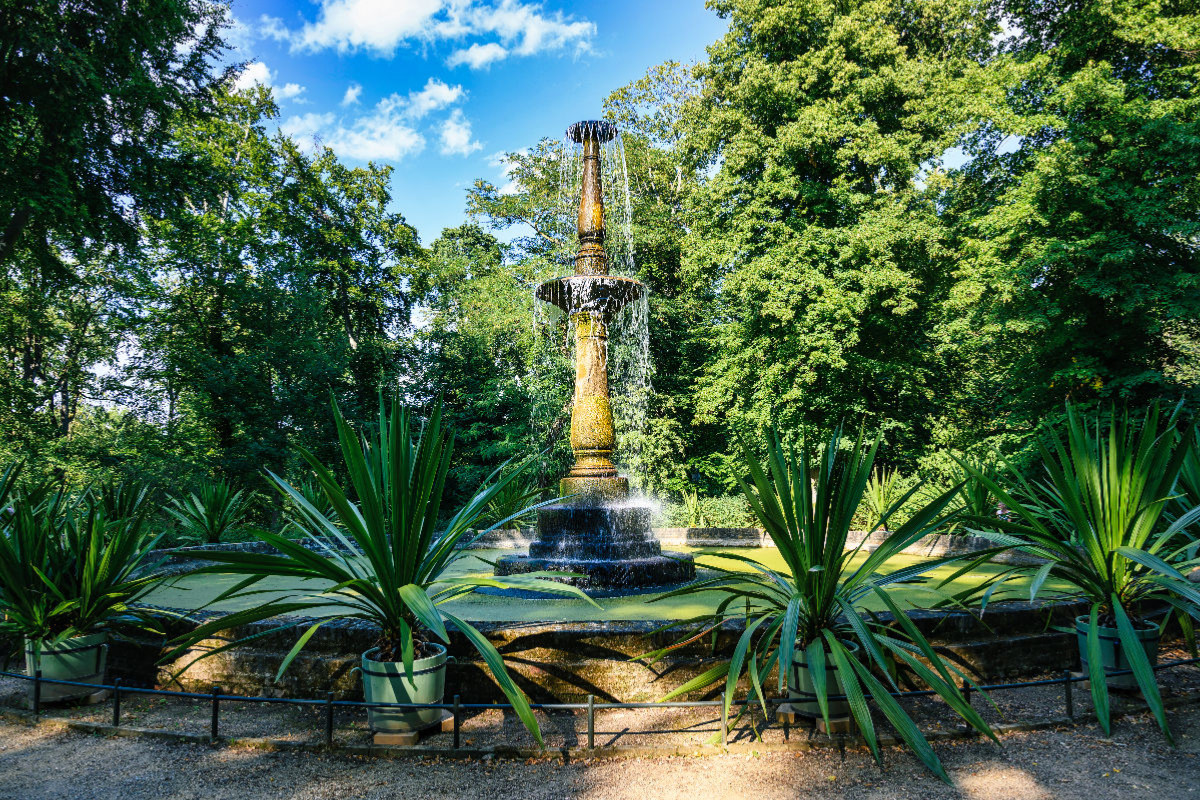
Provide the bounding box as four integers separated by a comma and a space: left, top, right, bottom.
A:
494, 120, 695, 590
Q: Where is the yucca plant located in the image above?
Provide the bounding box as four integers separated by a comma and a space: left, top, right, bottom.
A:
479, 471, 544, 530
0, 465, 170, 649
91, 479, 153, 525
682, 489, 708, 528
280, 478, 335, 538
943, 457, 999, 535
165, 480, 256, 544
641, 429, 998, 783
965, 404, 1200, 744
1176, 427, 1200, 538
861, 467, 904, 532
163, 397, 597, 745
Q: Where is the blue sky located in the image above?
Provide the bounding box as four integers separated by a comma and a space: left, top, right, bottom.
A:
223, 0, 728, 245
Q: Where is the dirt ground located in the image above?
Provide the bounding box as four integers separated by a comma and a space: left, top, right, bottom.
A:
2, 705, 1200, 800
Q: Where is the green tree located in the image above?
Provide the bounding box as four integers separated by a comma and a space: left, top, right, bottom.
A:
682, 0, 1000, 467
137, 87, 420, 488
0, 0, 227, 269
942, 0, 1200, 428
0, 0, 228, 482
413, 224, 543, 501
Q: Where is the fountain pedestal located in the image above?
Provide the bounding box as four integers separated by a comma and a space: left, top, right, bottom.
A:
494, 119, 694, 591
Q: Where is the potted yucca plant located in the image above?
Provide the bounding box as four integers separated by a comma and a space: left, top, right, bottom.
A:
965, 404, 1200, 744
164, 397, 596, 744
641, 429, 999, 783
0, 467, 170, 703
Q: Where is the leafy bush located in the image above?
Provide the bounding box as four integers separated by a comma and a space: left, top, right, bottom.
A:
658, 493, 757, 528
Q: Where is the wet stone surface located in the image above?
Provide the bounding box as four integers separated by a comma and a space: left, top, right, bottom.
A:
497, 501, 697, 589
494, 552, 696, 590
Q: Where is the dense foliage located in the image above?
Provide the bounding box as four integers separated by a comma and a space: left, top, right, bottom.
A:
2, 0, 1198, 517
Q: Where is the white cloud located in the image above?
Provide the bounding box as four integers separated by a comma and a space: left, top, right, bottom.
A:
223, 15, 258, 53
440, 109, 482, 156
282, 95, 432, 162
472, 0, 593, 56
277, 82, 308, 102
233, 62, 308, 104
281, 76, 469, 162
405, 77, 464, 119
273, 0, 594, 62
233, 61, 274, 91
446, 41, 507, 69
332, 112, 426, 161
280, 112, 336, 143
259, 14, 291, 42
489, 148, 526, 194
294, 0, 445, 55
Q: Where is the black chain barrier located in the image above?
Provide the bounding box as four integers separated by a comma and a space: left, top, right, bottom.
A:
5, 657, 1199, 749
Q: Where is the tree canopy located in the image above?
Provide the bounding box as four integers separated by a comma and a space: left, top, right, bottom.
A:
3, 0, 1198, 511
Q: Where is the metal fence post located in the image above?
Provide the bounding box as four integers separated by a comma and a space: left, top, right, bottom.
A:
1063, 670, 1074, 719
453, 695, 461, 749
586, 694, 595, 749
720, 692, 728, 746
32, 670, 41, 719
325, 692, 334, 747
210, 685, 220, 741
112, 678, 122, 728
963, 679, 972, 707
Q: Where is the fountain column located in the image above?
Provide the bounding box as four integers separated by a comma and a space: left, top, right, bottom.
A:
493, 120, 695, 591
563, 126, 622, 495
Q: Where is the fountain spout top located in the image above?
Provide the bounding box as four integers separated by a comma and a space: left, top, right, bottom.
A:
567, 120, 617, 144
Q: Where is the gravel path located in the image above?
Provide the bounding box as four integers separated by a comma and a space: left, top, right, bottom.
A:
3, 705, 1200, 799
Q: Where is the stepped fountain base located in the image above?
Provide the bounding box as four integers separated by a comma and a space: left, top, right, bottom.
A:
494, 478, 696, 591
494, 551, 695, 591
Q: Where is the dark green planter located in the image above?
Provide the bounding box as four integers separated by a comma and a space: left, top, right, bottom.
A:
1075, 615, 1159, 690
787, 640, 859, 721
24, 632, 108, 703
361, 644, 448, 733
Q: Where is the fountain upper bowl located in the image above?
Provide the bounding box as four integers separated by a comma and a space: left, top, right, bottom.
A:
567, 120, 617, 144
536, 275, 644, 315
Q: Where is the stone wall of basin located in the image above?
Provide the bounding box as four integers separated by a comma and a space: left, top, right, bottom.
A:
131, 531, 1064, 702
113, 596, 1087, 703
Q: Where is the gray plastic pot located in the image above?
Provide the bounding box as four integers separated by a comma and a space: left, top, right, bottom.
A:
361, 643, 448, 733
787, 639, 860, 721
24, 632, 108, 704
1075, 615, 1159, 690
